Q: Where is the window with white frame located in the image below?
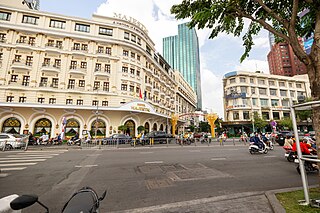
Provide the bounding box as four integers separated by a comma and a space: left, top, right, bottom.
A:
22, 15, 39, 25
259, 88, 267, 95
49, 19, 66, 29
271, 99, 279, 106
280, 90, 287, 96
75, 23, 90, 33
260, 99, 268, 106
270, 88, 277, 96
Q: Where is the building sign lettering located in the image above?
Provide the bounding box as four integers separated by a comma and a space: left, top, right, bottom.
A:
113, 13, 148, 34
131, 103, 150, 112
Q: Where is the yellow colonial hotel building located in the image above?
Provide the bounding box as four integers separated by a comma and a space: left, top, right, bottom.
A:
0, 2, 197, 138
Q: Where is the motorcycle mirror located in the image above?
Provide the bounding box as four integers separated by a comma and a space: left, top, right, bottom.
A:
99, 190, 107, 201
10, 194, 38, 210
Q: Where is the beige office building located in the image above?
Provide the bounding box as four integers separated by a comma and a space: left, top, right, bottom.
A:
223, 71, 310, 133
0, 3, 196, 138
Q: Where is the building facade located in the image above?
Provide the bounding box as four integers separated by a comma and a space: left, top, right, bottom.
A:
223, 71, 311, 134
0, 3, 196, 138
267, 41, 307, 77
163, 23, 202, 110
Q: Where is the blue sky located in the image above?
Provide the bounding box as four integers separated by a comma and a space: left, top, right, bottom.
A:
41, 0, 271, 118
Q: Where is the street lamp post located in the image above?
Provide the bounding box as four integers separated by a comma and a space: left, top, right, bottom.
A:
251, 95, 255, 133
94, 88, 100, 149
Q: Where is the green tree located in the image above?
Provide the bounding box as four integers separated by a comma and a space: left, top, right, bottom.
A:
278, 117, 293, 130
118, 125, 127, 133
199, 121, 210, 132
137, 125, 145, 133
253, 112, 268, 132
171, 0, 320, 158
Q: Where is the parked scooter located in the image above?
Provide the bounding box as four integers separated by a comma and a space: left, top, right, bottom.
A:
249, 141, 269, 154
9, 186, 106, 213
67, 138, 81, 146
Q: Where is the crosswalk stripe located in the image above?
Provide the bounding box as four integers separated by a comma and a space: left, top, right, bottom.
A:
0, 156, 53, 160
17, 153, 60, 156
26, 150, 67, 153
1, 167, 26, 171
6, 155, 54, 158
0, 159, 46, 163
0, 162, 37, 167
0, 150, 65, 178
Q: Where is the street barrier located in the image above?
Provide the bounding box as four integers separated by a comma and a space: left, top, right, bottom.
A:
79, 137, 245, 149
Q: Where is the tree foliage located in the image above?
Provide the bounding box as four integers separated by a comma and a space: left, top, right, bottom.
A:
253, 112, 268, 132
171, 0, 320, 98
137, 125, 145, 133
278, 117, 293, 130
118, 125, 127, 133
171, 0, 320, 165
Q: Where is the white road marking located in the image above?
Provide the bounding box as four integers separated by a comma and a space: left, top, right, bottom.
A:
1, 167, 26, 171
189, 150, 201, 152
0, 163, 37, 167
0, 156, 53, 160
264, 155, 277, 158
75, 165, 98, 168
145, 161, 163, 164
139, 152, 153, 154
0, 159, 46, 163
17, 153, 60, 156
211, 158, 227, 161
26, 150, 67, 153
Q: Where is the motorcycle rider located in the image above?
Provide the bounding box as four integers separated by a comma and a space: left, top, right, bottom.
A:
251, 132, 264, 150
292, 138, 318, 169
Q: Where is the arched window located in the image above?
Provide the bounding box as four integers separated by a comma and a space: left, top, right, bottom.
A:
144, 122, 150, 133
34, 118, 52, 136
159, 124, 164, 131
124, 120, 135, 137
91, 119, 106, 137
2, 117, 21, 134
152, 123, 157, 131
66, 118, 80, 138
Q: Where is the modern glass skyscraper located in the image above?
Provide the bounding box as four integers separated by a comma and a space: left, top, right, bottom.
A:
163, 23, 202, 109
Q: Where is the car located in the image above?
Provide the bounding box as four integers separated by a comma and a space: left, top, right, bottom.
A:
142, 131, 174, 144
0, 133, 28, 150
275, 131, 294, 146
101, 134, 132, 145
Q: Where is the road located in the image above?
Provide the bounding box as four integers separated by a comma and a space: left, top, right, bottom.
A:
0, 144, 317, 212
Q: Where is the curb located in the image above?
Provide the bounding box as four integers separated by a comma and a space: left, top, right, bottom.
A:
265, 185, 319, 213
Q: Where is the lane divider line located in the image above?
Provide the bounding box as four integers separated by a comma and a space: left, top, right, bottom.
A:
145, 161, 163, 164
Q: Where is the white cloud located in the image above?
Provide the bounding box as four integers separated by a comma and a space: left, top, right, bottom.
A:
234, 59, 269, 73
96, 0, 185, 53
96, 0, 270, 119
201, 69, 224, 117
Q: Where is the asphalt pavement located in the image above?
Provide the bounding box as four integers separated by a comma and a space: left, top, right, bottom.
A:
20, 144, 297, 213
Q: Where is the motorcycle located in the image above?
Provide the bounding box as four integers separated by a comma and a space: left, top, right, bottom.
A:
295, 156, 319, 174
265, 139, 274, 150
283, 146, 296, 162
10, 186, 106, 213
249, 141, 269, 154
67, 138, 81, 146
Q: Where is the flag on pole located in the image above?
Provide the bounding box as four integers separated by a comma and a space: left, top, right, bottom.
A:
144, 91, 147, 101
139, 88, 143, 99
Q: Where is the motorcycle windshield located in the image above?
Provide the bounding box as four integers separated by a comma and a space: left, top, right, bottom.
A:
62, 191, 97, 213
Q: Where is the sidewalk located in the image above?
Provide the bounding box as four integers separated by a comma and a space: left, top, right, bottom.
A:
110, 190, 285, 213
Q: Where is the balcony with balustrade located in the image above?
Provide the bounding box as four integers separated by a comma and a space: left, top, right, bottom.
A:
69, 65, 87, 75
41, 63, 61, 73
11, 59, 32, 70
